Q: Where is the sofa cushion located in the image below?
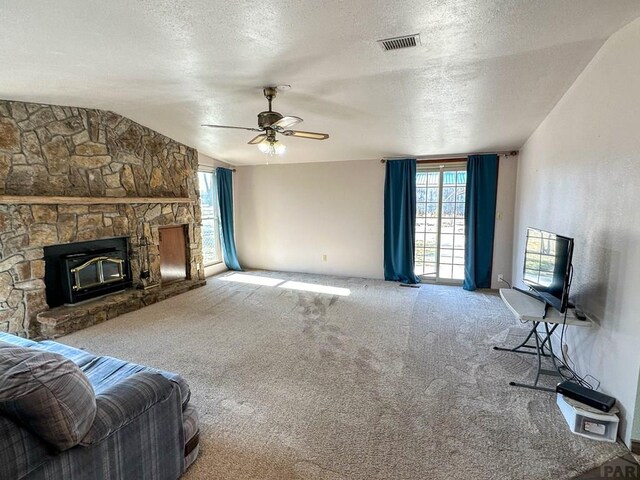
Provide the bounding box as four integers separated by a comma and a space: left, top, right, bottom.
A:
0, 344, 97, 451
0, 335, 96, 368
36, 340, 96, 367
0, 332, 38, 347
82, 355, 191, 410
0, 415, 53, 480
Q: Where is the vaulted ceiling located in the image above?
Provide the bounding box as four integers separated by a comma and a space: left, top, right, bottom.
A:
2, 1, 640, 165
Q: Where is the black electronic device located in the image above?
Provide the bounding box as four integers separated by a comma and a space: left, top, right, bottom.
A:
556, 380, 616, 413
523, 228, 574, 314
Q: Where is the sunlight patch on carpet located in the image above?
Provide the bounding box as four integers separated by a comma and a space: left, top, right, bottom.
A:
220, 273, 351, 296
278, 281, 351, 297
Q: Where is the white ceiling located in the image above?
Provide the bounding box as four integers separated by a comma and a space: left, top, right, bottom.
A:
2, 1, 640, 166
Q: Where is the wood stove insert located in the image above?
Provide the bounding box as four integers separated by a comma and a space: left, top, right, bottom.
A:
44, 237, 132, 307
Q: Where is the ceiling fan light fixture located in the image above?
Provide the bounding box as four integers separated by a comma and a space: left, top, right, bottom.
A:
258, 139, 286, 156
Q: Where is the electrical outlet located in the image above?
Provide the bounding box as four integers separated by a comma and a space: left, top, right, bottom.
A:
498, 274, 504, 282
322, 254, 328, 262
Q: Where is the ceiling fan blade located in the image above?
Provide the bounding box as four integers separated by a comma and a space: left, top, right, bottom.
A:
281, 130, 329, 140
201, 124, 263, 132
248, 134, 268, 145
271, 116, 303, 129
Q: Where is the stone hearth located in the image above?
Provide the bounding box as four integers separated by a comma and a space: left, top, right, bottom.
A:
0, 99, 205, 338
37, 279, 205, 338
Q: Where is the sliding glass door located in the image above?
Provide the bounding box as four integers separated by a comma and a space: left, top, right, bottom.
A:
415, 163, 467, 283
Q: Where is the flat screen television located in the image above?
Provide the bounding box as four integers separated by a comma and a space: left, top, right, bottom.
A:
523, 227, 574, 313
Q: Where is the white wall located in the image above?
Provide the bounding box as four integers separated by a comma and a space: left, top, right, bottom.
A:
197, 152, 233, 277
492, 155, 518, 288
235, 159, 385, 279
234, 156, 517, 285
512, 18, 640, 444
634, 372, 640, 441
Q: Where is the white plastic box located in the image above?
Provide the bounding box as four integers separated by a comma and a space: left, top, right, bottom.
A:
556, 393, 619, 442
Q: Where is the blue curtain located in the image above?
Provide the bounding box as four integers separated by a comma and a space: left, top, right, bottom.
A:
463, 154, 499, 290
384, 159, 420, 284
216, 167, 242, 271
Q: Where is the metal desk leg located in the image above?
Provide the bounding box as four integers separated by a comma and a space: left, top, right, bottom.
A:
493, 321, 551, 357
543, 322, 561, 376
538, 323, 558, 354
497, 321, 562, 393
534, 322, 543, 385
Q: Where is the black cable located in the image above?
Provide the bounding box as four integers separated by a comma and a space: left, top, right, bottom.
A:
564, 268, 596, 388
501, 278, 512, 288
556, 293, 596, 389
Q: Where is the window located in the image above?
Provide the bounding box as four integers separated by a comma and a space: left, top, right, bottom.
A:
198, 170, 222, 266
415, 163, 467, 283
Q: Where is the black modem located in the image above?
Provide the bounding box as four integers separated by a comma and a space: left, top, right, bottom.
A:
556, 380, 616, 413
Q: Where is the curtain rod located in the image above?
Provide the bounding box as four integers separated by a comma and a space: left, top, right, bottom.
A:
380, 150, 518, 163
199, 165, 237, 172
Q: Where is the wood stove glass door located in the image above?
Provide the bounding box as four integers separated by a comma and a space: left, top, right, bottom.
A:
159, 226, 188, 284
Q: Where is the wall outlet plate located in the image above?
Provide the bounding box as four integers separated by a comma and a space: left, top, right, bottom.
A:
498, 274, 504, 282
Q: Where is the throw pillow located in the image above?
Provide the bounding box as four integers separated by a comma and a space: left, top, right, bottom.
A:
0, 344, 96, 451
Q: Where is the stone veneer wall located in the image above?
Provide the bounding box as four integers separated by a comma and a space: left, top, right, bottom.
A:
0, 99, 204, 337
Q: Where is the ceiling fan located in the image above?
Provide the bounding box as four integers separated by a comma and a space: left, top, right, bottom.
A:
202, 87, 329, 156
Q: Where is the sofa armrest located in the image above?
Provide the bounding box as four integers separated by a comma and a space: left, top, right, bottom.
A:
79, 371, 174, 446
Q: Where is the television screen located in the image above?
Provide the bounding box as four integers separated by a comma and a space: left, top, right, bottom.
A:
523, 228, 574, 313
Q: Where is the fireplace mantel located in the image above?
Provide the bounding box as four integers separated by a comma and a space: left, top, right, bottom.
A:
0, 195, 194, 205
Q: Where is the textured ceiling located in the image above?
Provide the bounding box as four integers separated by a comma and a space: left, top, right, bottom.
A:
1, 1, 639, 165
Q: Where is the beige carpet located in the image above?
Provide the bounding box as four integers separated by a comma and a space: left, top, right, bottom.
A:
61, 270, 627, 479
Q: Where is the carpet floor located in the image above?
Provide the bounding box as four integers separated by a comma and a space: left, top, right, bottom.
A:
61, 270, 628, 479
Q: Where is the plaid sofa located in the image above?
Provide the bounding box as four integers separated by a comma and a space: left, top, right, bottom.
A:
0, 332, 199, 480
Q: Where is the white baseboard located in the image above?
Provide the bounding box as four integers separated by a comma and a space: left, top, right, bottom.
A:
204, 262, 228, 277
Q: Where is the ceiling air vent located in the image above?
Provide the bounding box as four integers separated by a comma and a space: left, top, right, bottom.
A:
378, 34, 421, 52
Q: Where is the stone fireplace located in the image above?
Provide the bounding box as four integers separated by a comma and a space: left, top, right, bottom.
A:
0, 99, 205, 338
